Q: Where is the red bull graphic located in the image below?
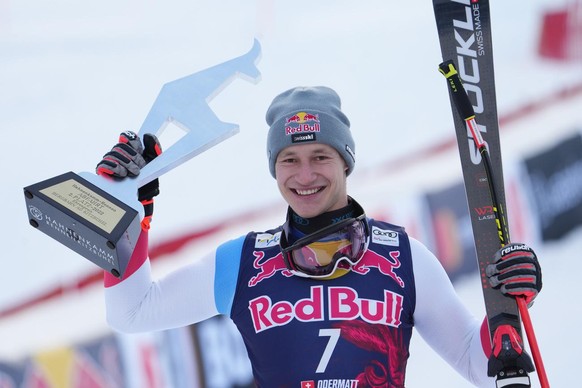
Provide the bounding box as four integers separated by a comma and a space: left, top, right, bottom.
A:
286, 114, 302, 124
248, 285, 404, 333
336, 320, 407, 388
285, 111, 319, 124
351, 251, 405, 288
303, 113, 319, 121
285, 111, 321, 136
248, 251, 293, 287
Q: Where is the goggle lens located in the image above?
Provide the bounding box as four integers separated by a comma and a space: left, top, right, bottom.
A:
282, 217, 368, 277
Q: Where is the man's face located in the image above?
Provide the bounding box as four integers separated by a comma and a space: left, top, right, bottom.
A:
275, 143, 348, 218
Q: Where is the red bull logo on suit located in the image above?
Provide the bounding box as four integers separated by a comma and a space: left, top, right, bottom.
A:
248, 250, 293, 287
248, 285, 404, 333
351, 250, 405, 288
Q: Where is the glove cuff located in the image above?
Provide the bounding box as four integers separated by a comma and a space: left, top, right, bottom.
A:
140, 198, 154, 231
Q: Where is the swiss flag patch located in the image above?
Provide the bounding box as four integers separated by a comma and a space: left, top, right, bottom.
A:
301, 381, 316, 388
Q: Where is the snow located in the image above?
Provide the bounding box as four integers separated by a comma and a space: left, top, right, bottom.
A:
1, 0, 581, 386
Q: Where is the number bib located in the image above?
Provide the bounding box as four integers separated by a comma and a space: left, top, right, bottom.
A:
231, 220, 416, 388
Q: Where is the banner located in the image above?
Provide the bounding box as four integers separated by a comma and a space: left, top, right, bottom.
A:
424, 182, 478, 282
538, 2, 582, 61
0, 329, 198, 388
523, 132, 582, 241
192, 316, 254, 388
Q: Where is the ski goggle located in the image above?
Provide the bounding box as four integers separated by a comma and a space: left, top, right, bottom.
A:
280, 214, 369, 278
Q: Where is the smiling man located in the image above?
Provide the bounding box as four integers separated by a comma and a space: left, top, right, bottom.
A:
275, 143, 349, 217
98, 86, 543, 387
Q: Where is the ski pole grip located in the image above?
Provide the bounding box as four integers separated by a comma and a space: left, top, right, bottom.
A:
438, 60, 476, 121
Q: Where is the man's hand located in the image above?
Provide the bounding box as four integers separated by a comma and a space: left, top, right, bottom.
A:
96, 131, 162, 229
96, 131, 147, 177
486, 243, 542, 306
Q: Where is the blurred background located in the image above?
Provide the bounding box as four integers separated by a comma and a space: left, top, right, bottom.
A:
1, 0, 581, 386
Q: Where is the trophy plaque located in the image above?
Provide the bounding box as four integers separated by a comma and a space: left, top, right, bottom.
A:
23, 40, 262, 278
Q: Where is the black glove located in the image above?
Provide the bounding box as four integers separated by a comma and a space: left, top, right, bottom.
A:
486, 243, 542, 306
96, 131, 162, 229
96, 131, 147, 177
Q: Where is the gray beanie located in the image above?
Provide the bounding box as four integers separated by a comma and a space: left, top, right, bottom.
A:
266, 86, 355, 178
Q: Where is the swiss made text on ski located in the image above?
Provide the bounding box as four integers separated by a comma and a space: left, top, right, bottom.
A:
432, 1, 548, 387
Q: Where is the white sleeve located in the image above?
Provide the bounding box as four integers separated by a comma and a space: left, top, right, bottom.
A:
411, 237, 494, 387
104, 250, 220, 333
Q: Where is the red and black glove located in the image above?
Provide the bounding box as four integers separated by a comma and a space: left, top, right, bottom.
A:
96, 131, 162, 230
486, 243, 542, 306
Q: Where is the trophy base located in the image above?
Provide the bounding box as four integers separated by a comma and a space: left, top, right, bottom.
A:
23, 172, 141, 278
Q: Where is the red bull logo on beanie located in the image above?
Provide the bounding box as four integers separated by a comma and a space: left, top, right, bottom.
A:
285, 111, 320, 136
285, 111, 319, 124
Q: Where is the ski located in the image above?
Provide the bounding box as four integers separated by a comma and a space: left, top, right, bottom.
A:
431, 1, 547, 387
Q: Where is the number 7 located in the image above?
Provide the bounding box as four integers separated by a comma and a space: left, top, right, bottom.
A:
316, 328, 341, 373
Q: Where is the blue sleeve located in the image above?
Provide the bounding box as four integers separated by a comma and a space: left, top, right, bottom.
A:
214, 235, 246, 315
